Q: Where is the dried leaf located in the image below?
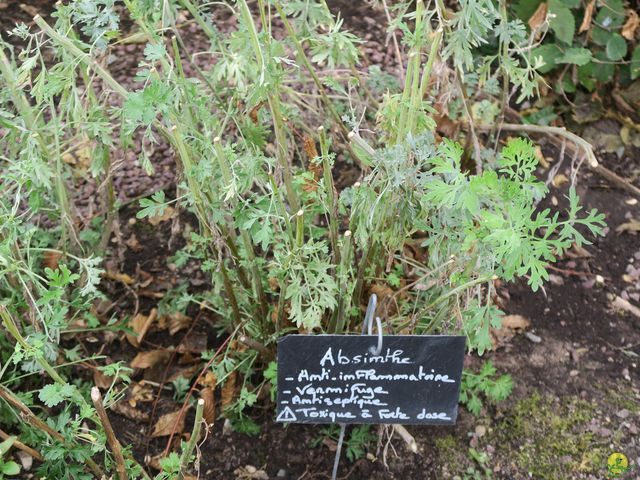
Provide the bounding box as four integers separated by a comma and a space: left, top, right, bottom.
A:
130, 349, 171, 369
104, 271, 135, 285
302, 135, 319, 160
43, 250, 62, 270
622, 9, 639, 40
151, 407, 189, 438
167, 365, 198, 382
528, 2, 548, 31
578, 0, 596, 34
552, 173, 568, 187
168, 312, 191, 335
566, 244, 592, 258
177, 331, 207, 354
111, 400, 150, 421
148, 205, 175, 226
616, 219, 640, 234
199, 371, 217, 389
302, 136, 322, 193
93, 369, 114, 389
126, 308, 157, 347
501, 314, 531, 330
201, 387, 216, 426
220, 371, 237, 411
128, 382, 155, 407
248, 102, 264, 124
125, 233, 143, 252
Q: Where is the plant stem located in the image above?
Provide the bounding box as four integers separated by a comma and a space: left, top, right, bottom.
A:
0, 429, 43, 462
213, 138, 269, 336
333, 231, 353, 333
0, 384, 105, 478
33, 16, 127, 97
91, 387, 127, 480
318, 127, 339, 264
238, 0, 300, 211
177, 398, 205, 480
295, 210, 305, 248
272, 1, 364, 166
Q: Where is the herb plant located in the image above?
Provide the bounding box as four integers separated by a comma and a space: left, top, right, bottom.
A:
0, 0, 607, 476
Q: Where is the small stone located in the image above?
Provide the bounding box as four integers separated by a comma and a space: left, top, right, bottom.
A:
245, 465, 257, 474
626, 198, 638, 205
569, 370, 579, 377
623, 368, 631, 381
277, 469, 287, 478
222, 418, 233, 436
525, 332, 542, 343
616, 409, 630, 419
599, 428, 612, 437
16, 451, 32, 471
475, 425, 487, 437
595, 275, 605, 287
549, 273, 565, 285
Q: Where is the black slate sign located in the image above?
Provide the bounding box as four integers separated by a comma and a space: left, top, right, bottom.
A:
276, 335, 465, 425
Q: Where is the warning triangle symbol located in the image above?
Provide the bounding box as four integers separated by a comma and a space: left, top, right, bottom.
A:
276, 406, 297, 422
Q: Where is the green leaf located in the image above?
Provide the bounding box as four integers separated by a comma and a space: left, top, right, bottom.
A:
556, 0, 580, 7
513, 0, 544, 22
631, 46, 640, 80
144, 43, 166, 61
591, 26, 613, 46
532, 44, 563, 73
467, 395, 483, 416
488, 375, 514, 401
137, 190, 167, 219
593, 51, 616, 83
594, 0, 625, 30
556, 47, 592, 66
38, 383, 76, 408
577, 62, 597, 90
0, 437, 16, 456
606, 33, 627, 61
1, 461, 20, 476
548, 2, 575, 44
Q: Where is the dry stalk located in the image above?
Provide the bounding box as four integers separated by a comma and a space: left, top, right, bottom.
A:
91, 387, 127, 480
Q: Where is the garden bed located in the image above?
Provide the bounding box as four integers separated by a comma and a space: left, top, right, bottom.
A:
1, 1, 639, 479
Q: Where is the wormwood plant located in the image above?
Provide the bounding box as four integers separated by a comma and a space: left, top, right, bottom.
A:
0, 0, 606, 476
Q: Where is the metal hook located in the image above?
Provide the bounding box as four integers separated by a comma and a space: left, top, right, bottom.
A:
368, 316, 383, 356
333, 294, 383, 480
361, 293, 377, 335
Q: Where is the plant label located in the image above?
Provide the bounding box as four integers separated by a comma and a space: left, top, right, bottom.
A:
276, 335, 465, 424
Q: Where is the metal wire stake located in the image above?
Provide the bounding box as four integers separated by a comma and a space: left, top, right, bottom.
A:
332, 294, 382, 480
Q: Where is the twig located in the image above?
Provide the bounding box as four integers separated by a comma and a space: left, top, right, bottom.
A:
0, 428, 43, 462
177, 398, 205, 480
238, 335, 270, 357
0, 386, 105, 478
547, 264, 595, 277
91, 387, 127, 480
163, 332, 234, 456
393, 424, 418, 453
479, 119, 640, 198
380, 0, 404, 80
612, 295, 640, 320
